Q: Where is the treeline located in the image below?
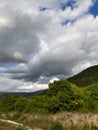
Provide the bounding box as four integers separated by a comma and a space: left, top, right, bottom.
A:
0, 80, 98, 113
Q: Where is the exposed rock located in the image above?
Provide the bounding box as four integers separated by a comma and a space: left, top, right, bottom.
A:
53, 112, 98, 127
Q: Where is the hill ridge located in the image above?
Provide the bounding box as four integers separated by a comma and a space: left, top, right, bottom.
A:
67, 64, 98, 87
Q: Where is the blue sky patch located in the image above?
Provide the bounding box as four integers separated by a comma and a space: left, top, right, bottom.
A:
3, 63, 17, 68
66, 0, 76, 10
60, 3, 67, 11
61, 19, 75, 26
60, 0, 76, 11
39, 7, 48, 11
89, 0, 98, 17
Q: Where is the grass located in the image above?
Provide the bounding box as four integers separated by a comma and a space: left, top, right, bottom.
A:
0, 112, 98, 130
50, 122, 63, 130
0, 120, 26, 130
63, 123, 98, 130
0, 118, 98, 130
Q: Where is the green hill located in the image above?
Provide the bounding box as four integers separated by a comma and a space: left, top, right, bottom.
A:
67, 65, 98, 87
0, 65, 98, 114
85, 83, 98, 101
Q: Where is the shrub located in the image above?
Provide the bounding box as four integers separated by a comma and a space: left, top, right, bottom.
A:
50, 122, 63, 130
15, 127, 25, 130
82, 122, 90, 130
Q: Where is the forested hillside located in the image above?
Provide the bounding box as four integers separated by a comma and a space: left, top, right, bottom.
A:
68, 65, 98, 87
0, 80, 98, 113
0, 65, 98, 114
0, 65, 98, 130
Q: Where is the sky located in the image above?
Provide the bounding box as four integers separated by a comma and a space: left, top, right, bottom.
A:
0, 0, 98, 92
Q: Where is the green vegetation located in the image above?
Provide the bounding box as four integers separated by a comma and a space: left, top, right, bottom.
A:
0, 79, 98, 113
68, 65, 98, 87
64, 123, 98, 130
0, 65, 98, 129
15, 127, 25, 130
50, 122, 63, 130
50, 122, 98, 130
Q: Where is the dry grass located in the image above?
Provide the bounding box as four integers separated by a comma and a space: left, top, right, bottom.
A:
17, 113, 55, 130
0, 120, 25, 130
0, 112, 98, 130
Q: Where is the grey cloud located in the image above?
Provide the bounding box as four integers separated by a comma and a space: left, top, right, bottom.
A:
0, 4, 50, 65
0, 0, 98, 92
0, 74, 47, 92
9, 48, 85, 82
10, 17, 98, 83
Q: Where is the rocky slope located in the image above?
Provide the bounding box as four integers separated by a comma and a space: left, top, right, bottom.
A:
53, 112, 98, 127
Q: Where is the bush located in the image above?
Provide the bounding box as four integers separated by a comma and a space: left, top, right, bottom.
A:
50, 122, 63, 130
15, 127, 25, 130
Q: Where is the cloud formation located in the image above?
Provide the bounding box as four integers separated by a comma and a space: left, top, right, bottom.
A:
0, 0, 98, 91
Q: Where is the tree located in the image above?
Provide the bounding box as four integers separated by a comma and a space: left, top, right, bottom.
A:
0, 94, 17, 111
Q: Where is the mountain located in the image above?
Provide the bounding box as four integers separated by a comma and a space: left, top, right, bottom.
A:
67, 65, 98, 87
0, 89, 47, 99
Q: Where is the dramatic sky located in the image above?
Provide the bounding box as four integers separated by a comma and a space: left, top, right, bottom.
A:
0, 0, 98, 92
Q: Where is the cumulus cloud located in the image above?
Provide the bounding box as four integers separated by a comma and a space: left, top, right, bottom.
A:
0, 4, 50, 65
0, 0, 98, 91
0, 75, 48, 92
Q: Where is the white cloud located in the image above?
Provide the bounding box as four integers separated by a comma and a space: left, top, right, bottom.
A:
0, 75, 48, 92
17, 82, 48, 92
0, 0, 97, 92
72, 62, 91, 75
49, 77, 59, 84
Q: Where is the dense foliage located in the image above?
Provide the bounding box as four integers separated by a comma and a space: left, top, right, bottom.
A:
68, 65, 98, 87
0, 79, 98, 113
